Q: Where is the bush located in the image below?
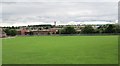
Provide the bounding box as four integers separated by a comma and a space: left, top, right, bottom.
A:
61, 26, 76, 34
10, 29, 17, 36
81, 25, 95, 34
104, 24, 115, 33
4, 28, 11, 36
114, 24, 120, 33
4, 29, 17, 36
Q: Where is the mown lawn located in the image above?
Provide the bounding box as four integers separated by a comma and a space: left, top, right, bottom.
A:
2, 36, 118, 64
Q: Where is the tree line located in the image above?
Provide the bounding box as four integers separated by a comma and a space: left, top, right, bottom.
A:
59, 24, 120, 34
3, 24, 120, 36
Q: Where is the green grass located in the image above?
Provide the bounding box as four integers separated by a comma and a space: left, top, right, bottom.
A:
2, 36, 118, 64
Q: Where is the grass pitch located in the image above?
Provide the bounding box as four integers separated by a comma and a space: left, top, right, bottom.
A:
2, 36, 118, 64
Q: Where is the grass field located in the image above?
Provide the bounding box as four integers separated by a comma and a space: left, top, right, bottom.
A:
2, 36, 118, 64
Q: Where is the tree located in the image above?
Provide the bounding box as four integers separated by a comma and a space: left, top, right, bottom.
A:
10, 29, 17, 36
104, 24, 115, 33
56, 30, 60, 34
81, 25, 95, 34
94, 29, 99, 33
4, 28, 11, 36
97, 25, 106, 33
4, 29, 17, 36
61, 26, 76, 34
11, 26, 15, 29
114, 24, 120, 33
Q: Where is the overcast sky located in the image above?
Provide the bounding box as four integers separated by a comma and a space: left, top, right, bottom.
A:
1, 0, 120, 2
0, 0, 119, 26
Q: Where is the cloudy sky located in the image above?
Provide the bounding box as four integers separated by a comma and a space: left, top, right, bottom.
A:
0, 0, 119, 26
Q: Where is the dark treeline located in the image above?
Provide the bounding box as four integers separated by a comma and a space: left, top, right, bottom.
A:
60, 24, 120, 34
3, 26, 20, 29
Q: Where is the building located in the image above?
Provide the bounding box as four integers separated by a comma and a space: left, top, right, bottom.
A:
16, 27, 58, 35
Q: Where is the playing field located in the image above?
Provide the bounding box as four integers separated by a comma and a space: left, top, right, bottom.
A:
2, 36, 118, 64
